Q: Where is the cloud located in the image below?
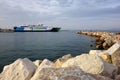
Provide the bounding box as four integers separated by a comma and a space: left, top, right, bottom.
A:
0, 0, 120, 30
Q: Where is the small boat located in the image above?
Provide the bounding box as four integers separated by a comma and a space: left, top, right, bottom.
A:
14, 24, 61, 32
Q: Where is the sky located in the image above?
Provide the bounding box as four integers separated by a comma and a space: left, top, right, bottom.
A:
0, 0, 120, 30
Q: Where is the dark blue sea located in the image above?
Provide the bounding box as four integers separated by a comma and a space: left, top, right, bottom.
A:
0, 30, 96, 72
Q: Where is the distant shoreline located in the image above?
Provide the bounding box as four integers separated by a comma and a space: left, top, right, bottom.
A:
0, 29, 14, 32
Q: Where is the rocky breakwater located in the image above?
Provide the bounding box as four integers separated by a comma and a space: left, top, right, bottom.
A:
77, 31, 120, 49
0, 42, 120, 80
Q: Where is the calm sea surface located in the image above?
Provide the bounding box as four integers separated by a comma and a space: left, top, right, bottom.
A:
0, 30, 96, 72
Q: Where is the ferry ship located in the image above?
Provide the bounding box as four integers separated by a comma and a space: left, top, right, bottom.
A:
14, 24, 61, 32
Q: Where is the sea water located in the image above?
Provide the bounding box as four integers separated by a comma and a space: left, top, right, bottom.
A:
0, 30, 96, 72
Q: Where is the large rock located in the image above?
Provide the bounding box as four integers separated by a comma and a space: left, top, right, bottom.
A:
99, 52, 112, 63
113, 35, 120, 42
33, 60, 42, 67
89, 50, 112, 63
62, 54, 117, 77
104, 36, 114, 48
54, 54, 72, 68
106, 42, 120, 68
111, 50, 120, 67
106, 42, 120, 55
102, 42, 111, 49
31, 59, 54, 80
0, 58, 37, 80
30, 66, 112, 80
38, 59, 54, 69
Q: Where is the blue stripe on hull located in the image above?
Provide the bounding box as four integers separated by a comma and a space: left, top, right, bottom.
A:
14, 30, 52, 32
